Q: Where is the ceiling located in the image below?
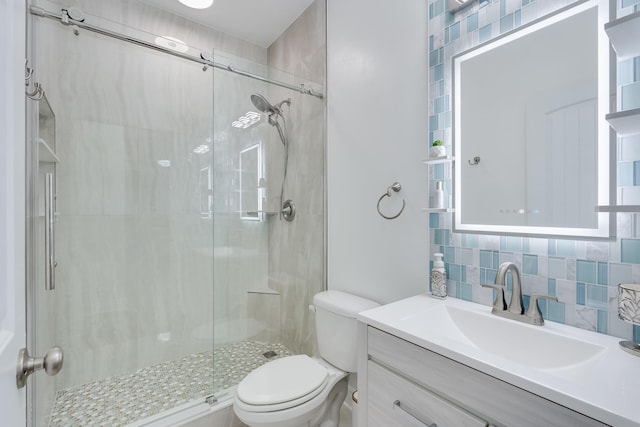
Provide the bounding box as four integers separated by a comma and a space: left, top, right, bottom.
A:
141, 0, 315, 48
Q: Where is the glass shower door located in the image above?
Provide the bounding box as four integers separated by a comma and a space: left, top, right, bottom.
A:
29, 9, 216, 425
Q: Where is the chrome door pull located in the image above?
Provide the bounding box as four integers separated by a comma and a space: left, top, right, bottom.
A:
16, 346, 63, 388
393, 400, 437, 427
44, 173, 56, 290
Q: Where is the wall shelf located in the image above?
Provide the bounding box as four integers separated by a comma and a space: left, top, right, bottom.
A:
422, 207, 454, 213
604, 11, 640, 60
422, 155, 454, 165
606, 108, 640, 136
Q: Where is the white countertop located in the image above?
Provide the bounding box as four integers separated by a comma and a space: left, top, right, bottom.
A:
357, 294, 640, 426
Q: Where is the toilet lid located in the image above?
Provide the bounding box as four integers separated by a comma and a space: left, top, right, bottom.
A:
236, 355, 328, 406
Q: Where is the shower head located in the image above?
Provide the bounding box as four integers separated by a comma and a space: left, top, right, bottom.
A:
250, 93, 291, 115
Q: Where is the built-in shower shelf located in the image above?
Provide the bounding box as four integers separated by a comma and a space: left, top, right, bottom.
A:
606, 108, 640, 136
605, 11, 640, 60
39, 138, 59, 163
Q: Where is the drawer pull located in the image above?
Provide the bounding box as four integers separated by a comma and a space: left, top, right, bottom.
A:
393, 400, 437, 427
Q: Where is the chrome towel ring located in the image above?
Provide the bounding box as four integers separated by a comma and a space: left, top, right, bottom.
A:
377, 182, 405, 220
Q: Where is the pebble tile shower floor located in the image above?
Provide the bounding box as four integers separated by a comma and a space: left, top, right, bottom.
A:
48, 341, 292, 426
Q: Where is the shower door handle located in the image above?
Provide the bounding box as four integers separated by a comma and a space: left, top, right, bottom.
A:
16, 346, 64, 389
44, 173, 56, 291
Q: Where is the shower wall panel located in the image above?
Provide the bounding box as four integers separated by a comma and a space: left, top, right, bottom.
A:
265, 0, 327, 356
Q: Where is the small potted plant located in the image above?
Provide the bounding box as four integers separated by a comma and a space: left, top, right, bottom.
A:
430, 140, 446, 158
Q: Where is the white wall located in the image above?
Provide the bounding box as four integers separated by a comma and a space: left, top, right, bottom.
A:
327, 0, 429, 304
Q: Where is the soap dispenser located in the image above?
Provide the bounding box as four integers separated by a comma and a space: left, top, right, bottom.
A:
431, 253, 447, 299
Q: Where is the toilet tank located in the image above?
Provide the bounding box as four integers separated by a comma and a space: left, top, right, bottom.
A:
313, 291, 379, 372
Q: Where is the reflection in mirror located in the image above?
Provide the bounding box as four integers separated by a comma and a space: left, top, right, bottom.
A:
239, 143, 264, 221
453, 0, 613, 238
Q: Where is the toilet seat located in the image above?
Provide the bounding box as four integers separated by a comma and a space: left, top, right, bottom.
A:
236, 355, 329, 412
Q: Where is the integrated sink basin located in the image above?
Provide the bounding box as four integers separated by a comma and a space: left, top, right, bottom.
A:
401, 303, 605, 370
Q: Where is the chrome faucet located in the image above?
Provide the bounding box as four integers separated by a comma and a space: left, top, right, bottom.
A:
482, 262, 558, 326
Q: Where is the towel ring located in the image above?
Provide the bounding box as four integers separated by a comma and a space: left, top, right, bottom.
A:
377, 182, 406, 220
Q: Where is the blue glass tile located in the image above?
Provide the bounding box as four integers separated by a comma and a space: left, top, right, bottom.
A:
634, 161, 640, 185
445, 10, 455, 25
461, 265, 467, 282
523, 294, 530, 311
434, 64, 444, 81
429, 114, 439, 132
576, 282, 586, 305
635, 57, 640, 81
556, 240, 576, 257
507, 237, 523, 252
429, 2, 434, 19
548, 239, 557, 256
634, 325, 640, 343
439, 80, 444, 95
467, 12, 479, 32
449, 264, 462, 281
444, 246, 456, 263
547, 301, 565, 323
429, 212, 439, 228
523, 254, 538, 275
618, 58, 635, 86
493, 251, 500, 269
597, 262, 608, 285
429, 35, 434, 51
445, 27, 450, 44
444, 94, 450, 111
450, 22, 461, 42
522, 0, 530, 6
434, 96, 444, 114
464, 234, 479, 248
548, 278, 556, 297
622, 0, 640, 8
618, 162, 634, 186
537, 298, 548, 318
577, 260, 597, 283
434, 163, 444, 180
621, 239, 640, 264
500, 0, 506, 16
514, 9, 521, 27
610, 263, 632, 286
429, 50, 440, 67
486, 269, 497, 284
480, 250, 493, 268
434, 229, 448, 245
479, 24, 492, 43
500, 13, 514, 34
444, 111, 451, 128
597, 310, 608, 334
460, 282, 473, 301
480, 268, 486, 285
435, 0, 445, 16
586, 284, 608, 310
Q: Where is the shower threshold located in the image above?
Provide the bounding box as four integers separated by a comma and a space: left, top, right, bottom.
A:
48, 340, 292, 427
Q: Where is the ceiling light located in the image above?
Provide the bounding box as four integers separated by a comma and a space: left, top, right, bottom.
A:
178, 0, 213, 9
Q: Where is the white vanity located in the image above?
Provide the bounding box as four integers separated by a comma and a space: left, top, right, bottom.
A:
356, 295, 640, 426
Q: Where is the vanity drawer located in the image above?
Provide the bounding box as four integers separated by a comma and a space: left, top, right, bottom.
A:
367, 360, 488, 427
366, 326, 607, 427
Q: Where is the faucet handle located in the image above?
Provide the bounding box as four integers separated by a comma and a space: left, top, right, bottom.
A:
481, 284, 507, 312
527, 294, 559, 325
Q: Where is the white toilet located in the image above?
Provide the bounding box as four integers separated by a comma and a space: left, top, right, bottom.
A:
233, 290, 379, 427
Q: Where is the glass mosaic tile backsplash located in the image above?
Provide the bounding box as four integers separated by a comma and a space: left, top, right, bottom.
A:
428, 0, 640, 341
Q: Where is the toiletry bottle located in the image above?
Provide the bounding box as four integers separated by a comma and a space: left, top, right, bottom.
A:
430, 180, 445, 209
431, 253, 447, 299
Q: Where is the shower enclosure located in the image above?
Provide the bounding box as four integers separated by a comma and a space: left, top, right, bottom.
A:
25, 0, 326, 425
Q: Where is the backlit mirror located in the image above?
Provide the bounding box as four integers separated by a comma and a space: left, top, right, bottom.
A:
453, 0, 613, 239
